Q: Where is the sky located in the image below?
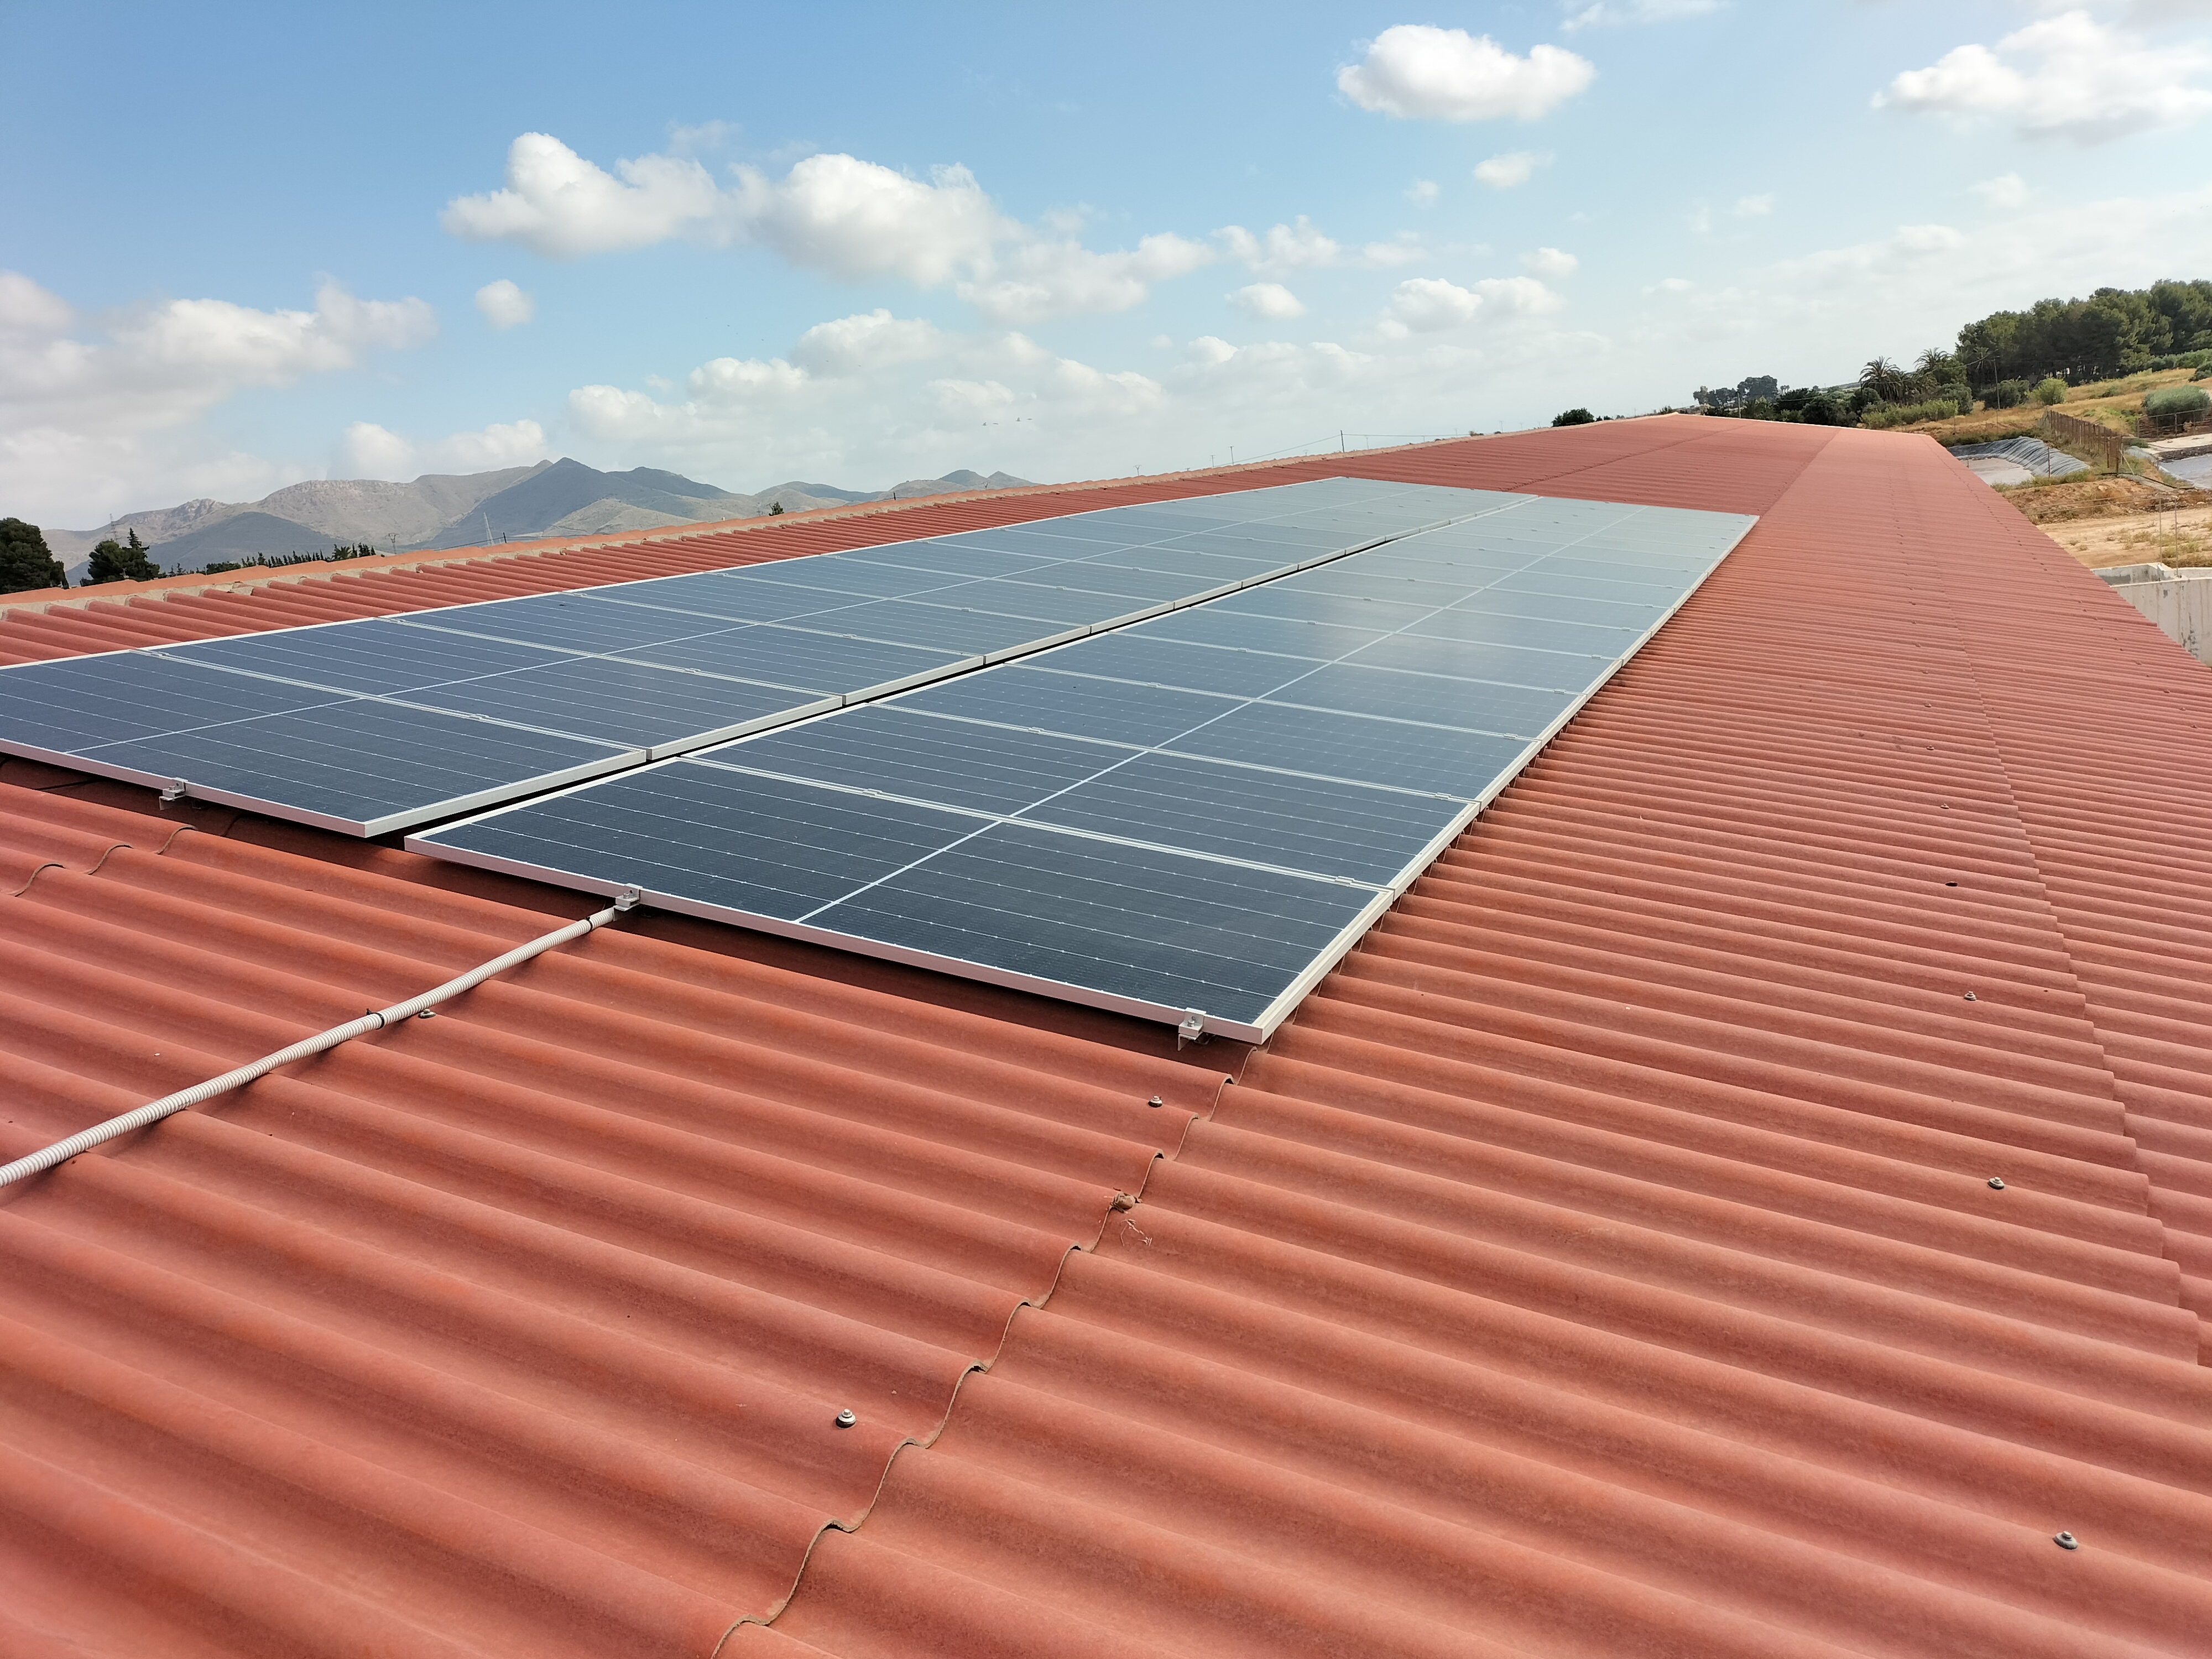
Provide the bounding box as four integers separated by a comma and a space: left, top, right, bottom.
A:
4, 0, 2212, 530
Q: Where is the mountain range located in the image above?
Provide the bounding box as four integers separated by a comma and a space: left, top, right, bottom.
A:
44, 460, 1035, 580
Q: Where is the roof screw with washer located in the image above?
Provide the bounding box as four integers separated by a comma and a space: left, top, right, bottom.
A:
2054, 1531, 2079, 1550
1963, 991, 1977, 1001
1988, 1177, 2006, 1190
833, 1409, 857, 1429
1147, 1095, 1164, 1108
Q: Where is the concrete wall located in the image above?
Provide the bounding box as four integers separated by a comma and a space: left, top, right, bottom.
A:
2098, 563, 2212, 663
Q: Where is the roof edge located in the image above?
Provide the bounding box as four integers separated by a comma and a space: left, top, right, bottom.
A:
0, 428, 1608, 614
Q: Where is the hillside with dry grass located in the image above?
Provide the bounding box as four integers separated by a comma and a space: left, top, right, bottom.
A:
1887, 367, 2203, 444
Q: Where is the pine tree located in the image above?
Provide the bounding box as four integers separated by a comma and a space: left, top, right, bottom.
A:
84, 527, 161, 585
0, 518, 66, 593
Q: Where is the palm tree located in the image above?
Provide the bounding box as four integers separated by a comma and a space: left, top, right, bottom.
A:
1859, 357, 1911, 402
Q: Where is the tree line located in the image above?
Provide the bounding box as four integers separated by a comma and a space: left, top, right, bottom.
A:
1693, 279, 2212, 428
0, 519, 387, 596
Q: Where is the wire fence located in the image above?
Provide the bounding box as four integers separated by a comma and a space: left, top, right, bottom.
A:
2042, 410, 2129, 473
1227, 431, 1469, 465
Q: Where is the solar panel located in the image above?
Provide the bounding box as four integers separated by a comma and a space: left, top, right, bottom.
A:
0, 477, 1525, 833
413, 492, 1755, 1038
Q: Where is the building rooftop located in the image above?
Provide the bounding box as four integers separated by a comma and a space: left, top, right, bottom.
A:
3, 416, 2206, 1658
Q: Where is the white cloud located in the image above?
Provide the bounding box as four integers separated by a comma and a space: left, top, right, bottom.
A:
1523, 247, 1579, 279
788, 309, 949, 375
1406, 179, 1441, 207
1732, 193, 1775, 217
1474, 150, 1550, 189
1971, 172, 2031, 209
338, 418, 547, 479
1217, 216, 1343, 272
740, 152, 1008, 285
1217, 217, 1427, 276
1376, 274, 1564, 336
1473, 276, 1567, 317
1338, 25, 1594, 122
958, 232, 1214, 325
1383, 277, 1485, 333
110, 282, 435, 383
444, 132, 1211, 322
1361, 237, 1428, 268
442, 134, 1006, 280
1228, 282, 1308, 321
1563, 0, 1721, 27
442, 133, 743, 256
0, 272, 437, 525
1875, 10, 2212, 143
4, 273, 434, 452
1651, 276, 1694, 293
665, 118, 739, 154
474, 278, 534, 330
567, 325, 1167, 481
1760, 222, 1970, 288
0, 269, 72, 334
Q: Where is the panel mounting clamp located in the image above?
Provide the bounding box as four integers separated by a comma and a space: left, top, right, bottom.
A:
1177, 1009, 1207, 1048
157, 778, 189, 806
613, 885, 644, 913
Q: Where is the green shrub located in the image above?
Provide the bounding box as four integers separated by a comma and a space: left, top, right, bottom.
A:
1859, 398, 1960, 430
1985, 379, 2032, 409
1552, 407, 1594, 426
2033, 377, 2068, 404
2144, 385, 2212, 431
2193, 363, 2212, 382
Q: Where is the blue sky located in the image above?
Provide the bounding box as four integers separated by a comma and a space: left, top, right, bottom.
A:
5, 1, 2211, 528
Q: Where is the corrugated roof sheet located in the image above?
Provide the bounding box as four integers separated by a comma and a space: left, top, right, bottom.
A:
2, 418, 2206, 1658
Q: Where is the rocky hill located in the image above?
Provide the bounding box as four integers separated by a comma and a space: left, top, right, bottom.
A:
44, 461, 1036, 580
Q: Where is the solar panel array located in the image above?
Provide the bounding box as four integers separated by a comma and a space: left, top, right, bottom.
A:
0, 479, 1519, 834
415, 493, 1754, 1039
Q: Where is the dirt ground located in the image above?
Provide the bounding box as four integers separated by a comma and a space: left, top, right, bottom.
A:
1994, 474, 2212, 567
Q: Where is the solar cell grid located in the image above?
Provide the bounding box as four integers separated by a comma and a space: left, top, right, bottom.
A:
88, 698, 632, 835
594, 573, 868, 623
806, 822, 1377, 1026
416, 489, 1754, 1037
0, 474, 1521, 836
1030, 633, 1316, 698
717, 707, 1109, 816
159, 619, 569, 695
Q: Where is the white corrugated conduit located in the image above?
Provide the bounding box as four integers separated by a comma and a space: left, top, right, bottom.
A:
0, 890, 639, 1190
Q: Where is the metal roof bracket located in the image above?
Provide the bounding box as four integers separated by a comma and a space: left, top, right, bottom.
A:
1177, 1009, 1208, 1048
157, 778, 189, 807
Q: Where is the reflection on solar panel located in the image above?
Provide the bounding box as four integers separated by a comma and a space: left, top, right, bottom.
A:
0, 478, 1521, 833
414, 493, 1755, 1039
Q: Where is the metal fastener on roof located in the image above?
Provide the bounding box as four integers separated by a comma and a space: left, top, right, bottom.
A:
1147, 1095, 1164, 1108
1963, 991, 1978, 1001
834, 1410, 857, 1429
2054, 1532, 2079, 1550
1989, 1177, 2006, 1190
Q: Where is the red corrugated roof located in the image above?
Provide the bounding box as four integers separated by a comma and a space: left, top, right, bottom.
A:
2, 418, 2206, 1658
